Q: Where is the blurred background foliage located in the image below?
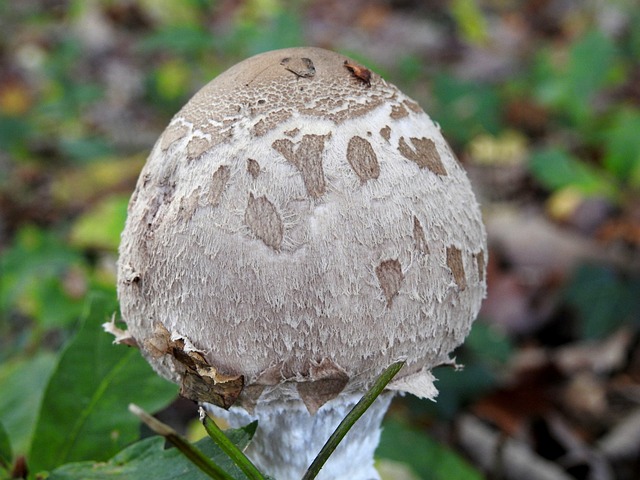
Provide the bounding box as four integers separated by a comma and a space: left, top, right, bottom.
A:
1, 0, 640, 479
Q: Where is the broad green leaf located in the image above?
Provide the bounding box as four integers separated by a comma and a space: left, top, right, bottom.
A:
69, 195, 129, 252
0, 353, 56, 456
0, 421, 12, 469
376, 419, 483, 480
48, 424, 258, 480
129, 404, 237, 480
28, 293, 177, 473
529, 148, 611, 196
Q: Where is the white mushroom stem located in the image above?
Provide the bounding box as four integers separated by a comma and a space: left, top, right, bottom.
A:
204, 392, 395, 480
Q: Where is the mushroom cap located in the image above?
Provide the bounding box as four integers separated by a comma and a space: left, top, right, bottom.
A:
117, 47, 487, 412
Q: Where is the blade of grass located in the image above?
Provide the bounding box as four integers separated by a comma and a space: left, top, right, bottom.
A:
301, 360, 406, 480
199, 407, 266, 480
129, 404, 235, 480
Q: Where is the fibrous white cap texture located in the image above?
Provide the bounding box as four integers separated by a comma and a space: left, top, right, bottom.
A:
116, 47, 487, 413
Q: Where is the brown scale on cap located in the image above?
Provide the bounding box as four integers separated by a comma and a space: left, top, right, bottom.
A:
346, 136, 380, 183
398, 136, 448, 175
475, 251, 486, 282
161, 124, 189, 151
272, 134, 330, 198
247, 158, 261, 179
390, 103, 409, 119
380, 125, 391, 141
245, 193, 284, 250
375, 259, 404, 307
210, 165, 230, 206
187, 137, 211, 160
280, 57, 316, 78
446, 246, 467, 290
403, 99, 423, 113
295, 359, 350, 415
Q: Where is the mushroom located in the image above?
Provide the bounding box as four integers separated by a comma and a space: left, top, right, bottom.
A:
115, 47, 487, 479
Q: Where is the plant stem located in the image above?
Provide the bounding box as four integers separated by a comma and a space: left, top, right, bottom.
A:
200, 407, 266, 480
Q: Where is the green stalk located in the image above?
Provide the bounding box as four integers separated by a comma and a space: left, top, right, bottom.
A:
200, 408, 266, 480
301, 360, 406, 480
129, 404, 235, 480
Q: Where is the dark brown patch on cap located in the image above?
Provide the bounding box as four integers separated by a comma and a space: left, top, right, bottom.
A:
446, 246, 467, 290
475, 251, 485, 282
380, 125, 391, 142
210, 165, 230, 206
390, 103, 409, 119
346, 136, 380, 183
144, 324, 244, 409
376, 259, 404, 307
413, 216, 429, 254
272, 134, 330, 198
245, 193, 284, 250
280, 57, 316, 78
247, 158, 260, 179
187, 136, 210, 160
296, 359, 349, 414
284, 128, 300, 138
398, 137, 447, 175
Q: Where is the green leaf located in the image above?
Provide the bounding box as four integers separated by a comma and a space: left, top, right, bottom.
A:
376, 419, 483, 480
533, 30, 618, 125
566, 30, 616, 100
49, 424, 258, 480
0, 353, 57, 456
27, 293, 178, 473
602, 108, 640, 186
529, 148, 611, 196
0, 421, 12, 469
69, 195, 129, 252
465, 322, 513, 366
129, 404, 236, 480
564, 264, 640, 339
0, 225, 87, 330
451, 0, 488, 45
425, 364, 495, 420
432, 74, 502, 144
